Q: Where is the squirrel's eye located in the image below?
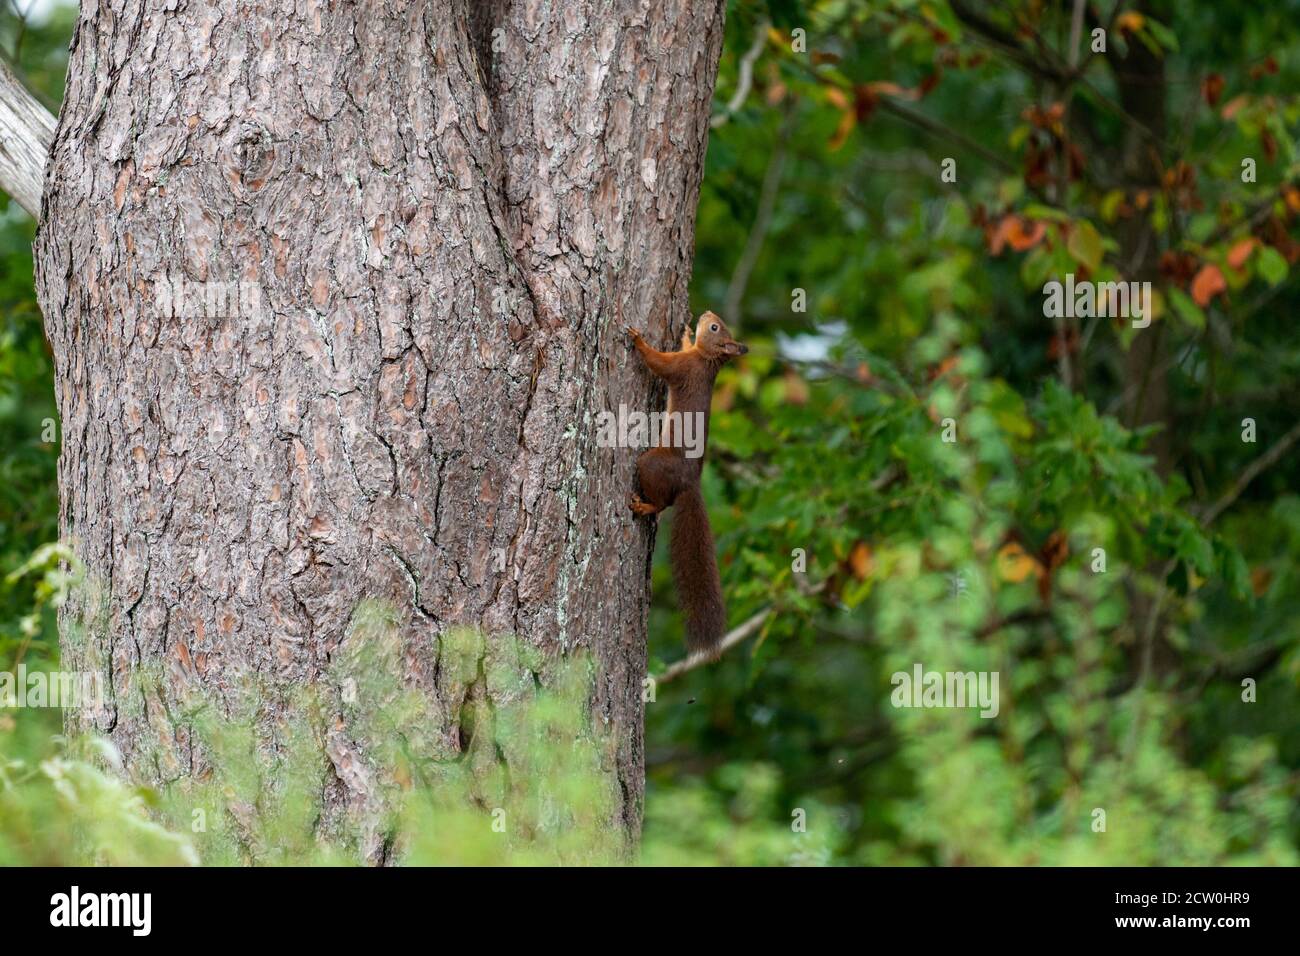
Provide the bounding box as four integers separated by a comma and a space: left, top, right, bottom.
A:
710, 323, 719, 332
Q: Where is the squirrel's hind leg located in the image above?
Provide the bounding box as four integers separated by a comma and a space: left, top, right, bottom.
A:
628, 491, 662, 516
631, 449, 679, 516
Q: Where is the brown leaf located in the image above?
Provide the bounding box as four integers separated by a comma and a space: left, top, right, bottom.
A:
1201, 73, 1225, 107
1159, 250, 1199, 284
1250, 56, 1279, 80
783, 368, 810, 405
1023, 143, 1052, 189
1250, 566, 1273, 597
1039, 531, 1069, 572
1047, 328, 1079, 360
765, 63, 787, 105
1261, 128, 1278, 162
1066, 141, 1086, 181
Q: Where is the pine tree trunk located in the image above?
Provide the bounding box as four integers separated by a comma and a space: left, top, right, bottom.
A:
34, 0, 725, 856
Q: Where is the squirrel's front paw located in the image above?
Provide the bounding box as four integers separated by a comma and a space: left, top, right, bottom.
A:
628, 492, 659, 517
624, 324, 642, 342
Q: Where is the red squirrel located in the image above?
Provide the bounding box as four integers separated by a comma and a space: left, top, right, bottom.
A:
624, 311, 748, 658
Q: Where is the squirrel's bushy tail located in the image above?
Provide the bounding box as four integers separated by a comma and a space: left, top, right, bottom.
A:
671, 485, 726, 657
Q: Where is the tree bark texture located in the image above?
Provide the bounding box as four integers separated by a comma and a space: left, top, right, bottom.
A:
35, 0, 725, 854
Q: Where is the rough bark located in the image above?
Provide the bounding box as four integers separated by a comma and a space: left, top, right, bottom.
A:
35, 0, 725, 855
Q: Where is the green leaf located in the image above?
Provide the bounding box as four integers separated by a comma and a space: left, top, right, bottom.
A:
1144, 18, 1179, 52
1256, 245, 1287, 286
1167, 287, 1205, 330
1067, 221, 1103, 272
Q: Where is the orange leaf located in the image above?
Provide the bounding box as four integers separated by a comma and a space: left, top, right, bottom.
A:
828, 109, 856, 151
824, 86, 850, 110
989, 215, 1045, 254
1221, 94, 1250, 120
996, 543, 1042, 584
1006, 217, 1047, 252
929, 354, 960, 380
848, 541, 874, 580
1115, 11, 1145, 33
1191, 264, 1227, 307
864, 80, 908, 97
1227, 238, 1256, 271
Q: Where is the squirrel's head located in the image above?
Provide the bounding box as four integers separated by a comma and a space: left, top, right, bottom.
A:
693, 311, 748, 362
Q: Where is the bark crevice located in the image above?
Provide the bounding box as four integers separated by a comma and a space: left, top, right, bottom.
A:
36, 0, 726, 850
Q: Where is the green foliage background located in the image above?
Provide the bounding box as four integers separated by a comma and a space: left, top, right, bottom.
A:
2, 1, 1298, 865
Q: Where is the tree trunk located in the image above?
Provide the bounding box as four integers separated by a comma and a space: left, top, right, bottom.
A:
1108, 0, 1180, 683
34, 0, 725, 856
1113, 3, 1171, 474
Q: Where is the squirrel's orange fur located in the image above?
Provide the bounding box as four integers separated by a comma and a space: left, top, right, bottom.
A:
625, 311, 748, 658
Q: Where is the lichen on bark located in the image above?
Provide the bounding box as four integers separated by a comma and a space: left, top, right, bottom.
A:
34, 0, 727, 850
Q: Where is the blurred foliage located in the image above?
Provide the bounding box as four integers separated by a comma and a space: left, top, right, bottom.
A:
646, 0, 1300, 865
0, 2, 72, 675
2, 0, 1299, 864
1, 606, 821, 865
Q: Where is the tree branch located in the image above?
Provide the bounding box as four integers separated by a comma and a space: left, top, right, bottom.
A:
876, 97, 1018, 175
0, 57, 54, 217
948, 0, 1069, 84
710, 18, 769, 129
1200, 418, 1300, 527
723, 101, 794, 326
655, 606, 773, 685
